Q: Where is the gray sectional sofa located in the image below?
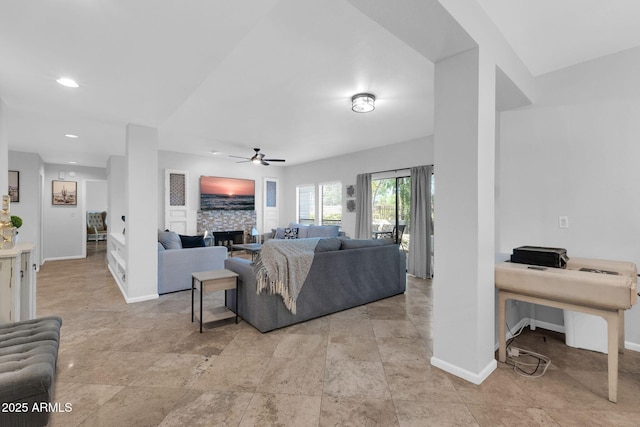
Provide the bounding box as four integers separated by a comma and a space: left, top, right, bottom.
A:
224, 238, 406, 332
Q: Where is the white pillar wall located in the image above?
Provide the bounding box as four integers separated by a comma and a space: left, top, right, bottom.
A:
431, 48, 497, 383
0, 98, 8, 194
125, 124, 159, 301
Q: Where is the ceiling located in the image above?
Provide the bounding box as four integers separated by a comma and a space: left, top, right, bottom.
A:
1, 1, 640, 168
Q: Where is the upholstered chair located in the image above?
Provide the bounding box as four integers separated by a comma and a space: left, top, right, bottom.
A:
87, 211, 107, 242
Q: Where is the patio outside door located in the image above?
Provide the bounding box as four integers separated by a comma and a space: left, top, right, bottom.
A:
372, 176, 410, 251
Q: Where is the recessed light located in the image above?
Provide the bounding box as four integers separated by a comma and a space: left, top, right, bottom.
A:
65, 134, 79, 138
56, 77, 79, 88
68, 161, 77, 164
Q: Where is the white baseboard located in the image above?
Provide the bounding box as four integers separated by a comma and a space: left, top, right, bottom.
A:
43, 255, 85, 262
531, 319, 565, 334
125, 293, 158, 303
499, 318, 640, 353
430, 356, 497, 385
625, 341, 640, 352
107, 265, 158, 304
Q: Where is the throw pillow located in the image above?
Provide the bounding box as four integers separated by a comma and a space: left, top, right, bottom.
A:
158, 231, 182, 250
283, 228, 298, 239
288, 222, 309, 238
179, 234, 206, 248
274, 227, 299, 239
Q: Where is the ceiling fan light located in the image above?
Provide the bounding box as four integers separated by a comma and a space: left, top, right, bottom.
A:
351, 93, 375, 113
252, 158, 261, 164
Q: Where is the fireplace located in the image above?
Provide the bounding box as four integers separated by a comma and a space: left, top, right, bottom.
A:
211, 230, 244, 250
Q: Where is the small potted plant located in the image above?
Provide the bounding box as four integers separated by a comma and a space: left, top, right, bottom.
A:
11, 215, 22, 242
11, 215, 22, 229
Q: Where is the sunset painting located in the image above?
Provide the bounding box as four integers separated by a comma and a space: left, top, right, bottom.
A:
200, 176, 255, 210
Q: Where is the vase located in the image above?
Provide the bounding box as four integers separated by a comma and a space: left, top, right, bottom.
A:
0, 226, 16, 249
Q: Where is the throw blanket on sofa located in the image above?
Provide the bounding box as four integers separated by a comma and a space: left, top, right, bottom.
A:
254, 238, 322, 314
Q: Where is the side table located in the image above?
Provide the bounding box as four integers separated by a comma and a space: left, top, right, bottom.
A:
191, 269, 239, 333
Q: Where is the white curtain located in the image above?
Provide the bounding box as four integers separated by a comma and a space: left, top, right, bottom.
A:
354, 173, 372, 239
408, 165, 433, 278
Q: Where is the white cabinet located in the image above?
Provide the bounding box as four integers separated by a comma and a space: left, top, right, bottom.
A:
108, 233, 126, 291
0, 242, 36, 324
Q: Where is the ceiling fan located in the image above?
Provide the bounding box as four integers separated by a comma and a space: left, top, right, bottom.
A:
230, 148, 286, 166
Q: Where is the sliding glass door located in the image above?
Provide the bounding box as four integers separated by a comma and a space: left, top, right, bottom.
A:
372, 176, 410, 250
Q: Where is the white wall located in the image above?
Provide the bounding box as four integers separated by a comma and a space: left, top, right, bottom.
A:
497, 46, 640, 346
125, 124, 159, 301
85, 180, 108, 212
43, 164, 107, 260
0, 98, 7, 195
8, 151, 44, 263
282, 136, 434, 237
107, 156, 126, 236
157, 150, 286, 233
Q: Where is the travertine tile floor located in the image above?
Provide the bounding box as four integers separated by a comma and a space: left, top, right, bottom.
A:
37, 242, 640, 426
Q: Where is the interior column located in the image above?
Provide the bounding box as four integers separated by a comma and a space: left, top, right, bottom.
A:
0, 98, 8, 193
125, 123, 159, 301
431, 47, 497, 383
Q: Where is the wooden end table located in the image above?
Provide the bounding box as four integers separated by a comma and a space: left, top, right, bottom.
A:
191, 269, 239, 333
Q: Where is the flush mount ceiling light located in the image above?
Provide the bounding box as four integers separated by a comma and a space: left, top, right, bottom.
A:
56, 77, 79, 88
351, 93, 375, 113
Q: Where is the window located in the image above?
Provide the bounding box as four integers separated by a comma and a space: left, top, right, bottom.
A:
320, 181, 342, 226
296, 184, 315, 225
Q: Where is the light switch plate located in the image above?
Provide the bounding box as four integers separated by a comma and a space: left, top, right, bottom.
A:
559, 216, 569, 228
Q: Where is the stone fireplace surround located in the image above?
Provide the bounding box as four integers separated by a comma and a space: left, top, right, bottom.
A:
197, 210, 257, 245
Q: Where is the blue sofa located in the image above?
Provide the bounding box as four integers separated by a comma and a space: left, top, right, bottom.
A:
225, 238, 406, 332
157, 244, 228, 294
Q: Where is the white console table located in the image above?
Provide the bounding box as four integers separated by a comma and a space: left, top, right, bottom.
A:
0, 242, 37, 324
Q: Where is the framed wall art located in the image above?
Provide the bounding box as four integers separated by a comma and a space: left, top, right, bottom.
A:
52, 180, 77, 205
199, 176, 255, 211
346, 184, 355, 198
8, 170, 19, 202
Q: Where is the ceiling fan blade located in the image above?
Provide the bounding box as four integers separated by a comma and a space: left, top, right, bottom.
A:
232, 148, 284, 165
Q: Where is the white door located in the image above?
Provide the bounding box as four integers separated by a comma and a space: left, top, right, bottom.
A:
164, 170, 193, 234
263, 178, 279, 235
